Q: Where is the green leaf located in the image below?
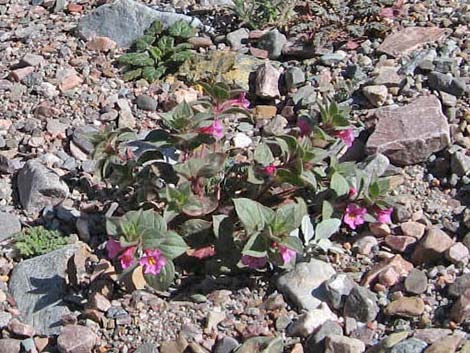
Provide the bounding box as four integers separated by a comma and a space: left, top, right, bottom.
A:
315, 218, 341, 240
168, 20, 195, 39
118, 52, 154, 67
331, 172, 349, 197
135, 34, 156, 51
300, 215, 314, 244
157, 231, 188, 259
254, 143, 274, 166
179, 219, 211, 237
139, 209, 167, 234
144, 260, 175, 291
280, 236, 303, 254
158, 36, 175, 52
322, 200, 334, 219
233, 198, 274, 233
170, 50, 193, 62
123, 68, 142, 81
142, 66, 165, 82
271, 199, 307, 235
197, 153, 225, 178
145, 20, 165, 36
148, 46, 163, 61
301, 170, 317, 189
242, 232, 268, 257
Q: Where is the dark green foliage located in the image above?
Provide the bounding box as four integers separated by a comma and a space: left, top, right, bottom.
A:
15, 226, 69, 258
117, 20, 196, 83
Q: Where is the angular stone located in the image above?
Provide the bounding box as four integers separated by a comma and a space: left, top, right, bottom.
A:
363, 85, 388, 107
0, 339, 21, 353
77, 0, 203, 48
425, 335, 464, 353
390, 338, 427, 353
445, 242, 469, 265
226, 28, 249, 50
9, 67, 35, 82
400, 221, 426, 239
378, 267, 400, 287
428, 72, 467, 98
17, 159, 69, 213
451, 289, 470, 323
448, 274, 470, 297
450, 151, 470, 176
324, 274, 356, 310
59, 73, 83, 92
9, 244, 85, 335
305, 320, 343, 353
343, 286, 379, 323
0, 212, 21, 242
324, 335, 365, 353
385, 297, 425, 317
413, 329, 452, 344
255, 63, 281, 98
288, 303, 338, 337
57, 325, 97, 353
86, 36, 117, 52
404, 269, 427, 294
257, 29, 287, 59
373, 67, 403, 87
411, 227, 453, 264
285, 67, 306, 90
20, 53, 45, 67
378, 27, 447, 58
366, 96, 450, 166
277, 259, 336, 310
362, 255, 413, 287
385, 235, 416, 252
213, 337, 239, 353
8, 319, 36, 337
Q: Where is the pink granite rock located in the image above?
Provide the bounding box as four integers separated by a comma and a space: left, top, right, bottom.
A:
378, 27, 447, 58
366, 95, 450, 166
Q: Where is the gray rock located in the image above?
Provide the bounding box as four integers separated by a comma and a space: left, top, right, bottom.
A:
77, 0, 204, 48
136, 94, 157, 111
427, 71, 467, 97
57, 325, 97, 353
199, 0, 234, 7
305, 320, 343, 353
292, 84, 316, 107
404, 269, 427, 295
255, 63, 281, 98
135, 342, 158, 353
258, 29, 287, 59
0, 311, 12, 328
0, 212, 21, 242
366, 95, 450, 166
277, 259, 336, 310
9, 244, 85, 335
448, 273, 470, 297
213, 337, 239, 353
17, 160, 69, 214
226, 28, 249, 50
451, 151, 470, 176
320, 51, 347, 66
324, 274, 357, 310
358, 153, 390, 179
325, 335, 365, 353
372, 67, 403, 87
21, 338, 37, 353
343, 286, 379, 323
285, 67, 306, 90
390, 338, 427, 353
363, 85, 388, 107
72, 125, 98, 155
433, 58, 457, 74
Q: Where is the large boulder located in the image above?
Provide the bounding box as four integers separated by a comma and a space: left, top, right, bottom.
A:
76, 0, 204, 48
366, 95, 450, 166
0, 212, 21, 242
9, 244, 86, 335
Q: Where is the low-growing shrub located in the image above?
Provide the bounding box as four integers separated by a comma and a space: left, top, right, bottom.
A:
92, 82, 392, 291
117, 20, 196, 83
15, 226, 69, 258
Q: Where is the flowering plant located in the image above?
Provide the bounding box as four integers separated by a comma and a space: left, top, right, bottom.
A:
92, 82, 392, 291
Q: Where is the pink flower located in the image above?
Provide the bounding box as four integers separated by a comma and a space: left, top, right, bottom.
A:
119, 246, 136, 269
349, 187, 358, 198
264, 165, 277, 176
106, 239, 123, 259
377, 208, 393, 224
217, 92, 250, 112
139, 249, 166, 275
199, 120, 224, 139
297, 119, 312, 136
278, 245, 296, 264
336, 128, 355, 148
241, 255, 267, 269
343, 204, 367, 230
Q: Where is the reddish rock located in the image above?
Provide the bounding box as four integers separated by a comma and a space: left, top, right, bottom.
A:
255, 63, 280, 98
9, 67, 35, 82
362, 255, 413, 286
412, 227, 453, 264
378, 27, 447, 58
445, 242, 469, 265
425, 335, 465, 353
57, 325, 97, 353
67, 3, 84, 13
8, 319, 36, 337
369, 223, 391, 237
59, 73, 83, 92
366, 96, 450, 166
401, 221, 426, 239
86, 37, 117, 52
385, 297, 425, 317
378, 267, 400, 287
188, 36, 213, 49
385, 235, 416, 252
0, 338, 21, 353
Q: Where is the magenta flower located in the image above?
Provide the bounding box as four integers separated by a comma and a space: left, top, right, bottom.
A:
343, 204, 367, 230
217, 92, 250, 112
278, 245, 296, 264
106, 239, 123, 259
336, 128, 355, 148
297, 119, 312, 136
119, 246, 136, 269
241, 255, 267, 269
264, 165, 277, 176
349, 187, 358, 198
199, 119, 224, 139
139, 249, 166, 275
377, 208, 393, 224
